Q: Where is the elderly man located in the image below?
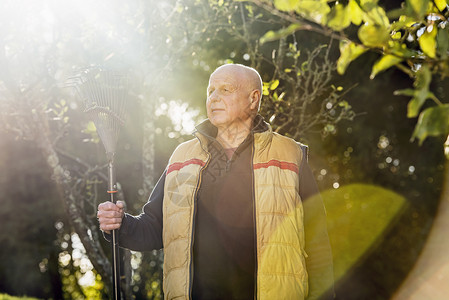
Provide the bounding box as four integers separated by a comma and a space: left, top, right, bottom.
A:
98, 64, 334, 299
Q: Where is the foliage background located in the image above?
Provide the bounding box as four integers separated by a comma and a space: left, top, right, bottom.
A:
0, 0, 447, 299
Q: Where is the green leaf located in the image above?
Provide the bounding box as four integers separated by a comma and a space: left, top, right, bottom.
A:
406, 66, 433, 117
394, 66, 434, 118
434, 0, 449, 11
400, 65, 432, 118
246, 4, 254, 17
324, 124, 336, 133
406, 0, 430, 19
419, 25, 437, 58
393, 88, 415, 97
273, 0, 299, 11
270, 79, 280, 90
436, 26, 449, 59
260, 23, 302, 44
407, 90, 436, 118
390, 17, 416, 31
262, 82, 270, 96
358, 23, 390, 48
387, 7, 406, 19
327, 3, 351, 31
337, 40, 368, 74
388, 40, 419, 58
361, 2, 390, 27
84, 121, 97, 133
411, 104, 449, 145
370, 55, 403, 79
349, 0, 364, 25
295, 0, 331, 25
414, 65, 432, 91
338, 100, 350, 109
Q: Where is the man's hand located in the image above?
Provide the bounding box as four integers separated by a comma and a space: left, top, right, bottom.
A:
97, 201, 125, 234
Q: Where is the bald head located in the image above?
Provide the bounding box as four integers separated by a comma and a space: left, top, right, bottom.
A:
212, 64, 263, 104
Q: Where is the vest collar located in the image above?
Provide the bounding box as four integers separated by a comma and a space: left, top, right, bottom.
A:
193, 115, 272, 151
194, 115, 270, 137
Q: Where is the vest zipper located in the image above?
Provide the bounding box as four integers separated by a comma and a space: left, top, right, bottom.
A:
251, 137, 258, 300
225, 158, 231, 172
188, 136, 211, 299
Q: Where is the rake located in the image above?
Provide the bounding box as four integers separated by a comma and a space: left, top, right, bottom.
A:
70, 67, 129, 300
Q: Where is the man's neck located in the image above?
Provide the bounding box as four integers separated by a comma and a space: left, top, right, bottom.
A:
216, 120, 252, 149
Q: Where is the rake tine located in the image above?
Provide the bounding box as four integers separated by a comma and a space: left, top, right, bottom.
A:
68, 67, 130, 300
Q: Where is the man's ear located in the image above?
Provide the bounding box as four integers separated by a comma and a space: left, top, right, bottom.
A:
249, 90, 261, 110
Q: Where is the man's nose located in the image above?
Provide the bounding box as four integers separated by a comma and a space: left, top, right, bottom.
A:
208, 91, 220, 102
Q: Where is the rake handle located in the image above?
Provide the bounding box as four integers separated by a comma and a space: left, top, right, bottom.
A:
108, 159, 121, 300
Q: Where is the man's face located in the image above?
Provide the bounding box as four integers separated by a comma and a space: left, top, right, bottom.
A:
206, 66, 253, 129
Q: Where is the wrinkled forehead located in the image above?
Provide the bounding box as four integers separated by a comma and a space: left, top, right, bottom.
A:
208, 65, 245, 87
209, 64, 262, 92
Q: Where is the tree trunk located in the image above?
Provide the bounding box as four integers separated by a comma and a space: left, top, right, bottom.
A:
47, 248, 64, 299
34, 117, 114, 295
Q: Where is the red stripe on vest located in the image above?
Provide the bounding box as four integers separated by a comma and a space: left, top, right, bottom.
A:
167, 158, 206, 174
253, 160, 299, 174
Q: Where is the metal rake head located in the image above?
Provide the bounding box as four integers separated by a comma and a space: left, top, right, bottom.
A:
69, 67, 129, 157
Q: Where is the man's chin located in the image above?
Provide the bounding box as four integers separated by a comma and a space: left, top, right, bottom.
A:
210, 119, 224, 127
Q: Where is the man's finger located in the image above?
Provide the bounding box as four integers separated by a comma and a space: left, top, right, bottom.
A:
97, 207, 121, 220
98, 201, 115, 211
98, 210, 122, 220
98, 216, 122, 224
100, 222, 121, 231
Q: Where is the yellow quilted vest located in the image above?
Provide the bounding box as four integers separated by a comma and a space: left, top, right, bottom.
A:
162, 128, 308, 299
